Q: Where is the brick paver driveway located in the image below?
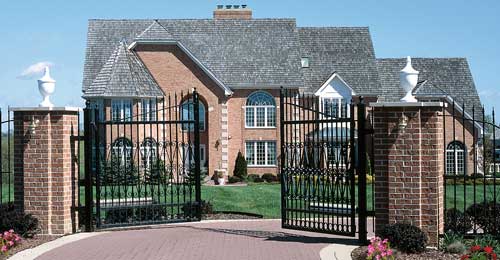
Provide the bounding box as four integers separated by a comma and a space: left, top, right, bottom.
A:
37, 220, 361, 260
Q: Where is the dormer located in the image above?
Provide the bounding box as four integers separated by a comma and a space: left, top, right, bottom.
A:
314, 72, 355, 118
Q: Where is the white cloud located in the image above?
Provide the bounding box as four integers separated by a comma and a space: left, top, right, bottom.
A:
17, 61, 54, 80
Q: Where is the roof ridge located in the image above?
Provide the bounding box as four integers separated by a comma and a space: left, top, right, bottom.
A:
135, 20, 174, 41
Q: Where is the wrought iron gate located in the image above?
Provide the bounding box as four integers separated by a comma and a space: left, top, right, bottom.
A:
83, 90, 202, 229
279, 89, 367, 242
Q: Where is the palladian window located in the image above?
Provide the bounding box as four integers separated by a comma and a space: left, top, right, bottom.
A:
245, 91, 276, 128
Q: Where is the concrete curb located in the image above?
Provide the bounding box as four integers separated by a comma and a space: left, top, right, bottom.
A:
319, 244, 358, 260
8, 232, 106, 260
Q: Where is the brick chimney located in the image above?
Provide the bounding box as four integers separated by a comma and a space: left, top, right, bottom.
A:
213, 4, 252, 19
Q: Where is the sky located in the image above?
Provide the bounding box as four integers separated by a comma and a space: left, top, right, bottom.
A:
0, 0, 499, 121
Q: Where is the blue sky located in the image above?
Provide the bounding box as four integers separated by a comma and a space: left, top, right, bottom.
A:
0, 0, 499, 121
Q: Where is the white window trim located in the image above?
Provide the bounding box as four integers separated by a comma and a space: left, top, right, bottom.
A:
244, 105, 277, 128
245, 141, 277, 167
446, 149, 465, 175
111, 99, 133, 122
141, 99, 157, 122
319, 97, 349, 119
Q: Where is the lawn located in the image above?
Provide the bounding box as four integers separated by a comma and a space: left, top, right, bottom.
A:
201, 183, 281, 218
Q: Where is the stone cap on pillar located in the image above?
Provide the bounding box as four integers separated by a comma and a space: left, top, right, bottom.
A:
369, 101, 446, 108
9, 106, 81, 112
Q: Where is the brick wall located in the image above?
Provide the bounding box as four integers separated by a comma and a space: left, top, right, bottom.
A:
13, 108, 79, 235
372, 104, 444, 246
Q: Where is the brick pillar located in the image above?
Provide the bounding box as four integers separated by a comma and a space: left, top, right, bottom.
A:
13, 107, 80, 235
372, 102, 444, 246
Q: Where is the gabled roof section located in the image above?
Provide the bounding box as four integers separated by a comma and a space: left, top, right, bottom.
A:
376, 58, 482, 119
82, 19, 304, 95
83, 41, 164, 98
134, 20, 175, 41
298, 27, 381, 95
314, 72, 356, 96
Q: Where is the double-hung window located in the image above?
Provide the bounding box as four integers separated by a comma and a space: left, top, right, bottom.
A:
111, 99, 132, 122
245, 91, 276, 128
245, 141, 276, 166
321, 97, 348, 118
446, 141, 466, 175
141, 99, 157, 121
88, 99, 104, 122
180, 100, 206, 131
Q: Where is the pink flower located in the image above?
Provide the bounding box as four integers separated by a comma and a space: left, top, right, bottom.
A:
8, 230, 13, 233
1, 246, 7, 253
8, 241, 14, 246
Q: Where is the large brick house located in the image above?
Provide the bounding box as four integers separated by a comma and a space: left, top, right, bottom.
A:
82, 5, 482, 178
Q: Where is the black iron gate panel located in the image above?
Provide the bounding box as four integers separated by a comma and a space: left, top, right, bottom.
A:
279, 89, 367, 240
83, 90, 202, 229
0, 108, 13, 206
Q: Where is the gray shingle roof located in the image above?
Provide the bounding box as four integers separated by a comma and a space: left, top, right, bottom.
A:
82, 18, 482, 110
83, 19, 304, 93
83, 41, 164, 98
135, 20, 175, 41
376, 58, 482, 117
298, 27, 381, 95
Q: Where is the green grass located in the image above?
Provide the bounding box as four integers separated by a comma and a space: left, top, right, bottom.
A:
445, 184, 500, 210
201, 183, 281, 218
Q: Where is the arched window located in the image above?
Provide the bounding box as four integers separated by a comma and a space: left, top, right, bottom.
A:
446, 141, 466, 175
140, 138, 157, 170
111, 138, 132, 165
181, 100, 206, 131
245, 91, 276, 127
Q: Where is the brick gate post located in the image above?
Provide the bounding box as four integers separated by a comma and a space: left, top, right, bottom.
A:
13, 107, 80, 235
371, 102, 445, 246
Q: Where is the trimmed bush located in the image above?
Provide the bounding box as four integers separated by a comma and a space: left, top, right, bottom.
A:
0, 203, 39, 238
377, 223, 427, 253
228, 176, 242, 184
262, 173, 278, 183
182, 200, 213, 217
445, 208, 473, 234
246, 174, 262, 182
466, 202, 500, 235
233, 152, 248, 179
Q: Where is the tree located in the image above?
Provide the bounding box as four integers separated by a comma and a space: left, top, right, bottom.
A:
233, 151, 248, 179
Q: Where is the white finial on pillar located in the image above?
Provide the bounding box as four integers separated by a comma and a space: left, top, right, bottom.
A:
38, 67, 56, 108
400, 56, 419, 102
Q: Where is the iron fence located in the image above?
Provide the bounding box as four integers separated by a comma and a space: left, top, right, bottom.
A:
443, 101, 500, 238
82, 90, 202, 230
0, 108, 13, 206
279, 88, 370, 243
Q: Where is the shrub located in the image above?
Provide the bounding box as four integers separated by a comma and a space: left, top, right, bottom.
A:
247, 174, 262, 182
261, 173, 278, 183
466, 202, 500, 235
446, 241, 467, 254
377, 223, 427, 253
445, 208, 473, 234
182, 200, 213, 217
99, 157, 139, 186
0, 203, 39, 238
367, 236, 394, 260
233, 152, 247, 179
144, 160, 169, 184
228, 176, 242, 184
440, 232, 466, 254
0, 230, 22, 255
